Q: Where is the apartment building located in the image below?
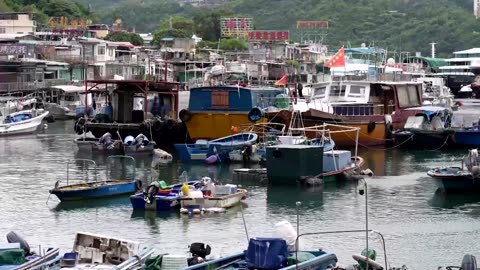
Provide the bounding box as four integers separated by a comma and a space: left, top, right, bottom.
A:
0, 12, 36, 34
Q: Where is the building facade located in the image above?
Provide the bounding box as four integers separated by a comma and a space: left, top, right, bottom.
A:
0, 13, 36, 34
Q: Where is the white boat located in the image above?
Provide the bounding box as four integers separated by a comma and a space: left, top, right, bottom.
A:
0, 105, 49, 136
45, 232, 155, 269
179, 179, 247, 212
38, 85, 96, 120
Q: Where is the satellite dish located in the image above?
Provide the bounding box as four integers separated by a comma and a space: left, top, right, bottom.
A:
387, 58, 395, 65
361, 43, 366, 48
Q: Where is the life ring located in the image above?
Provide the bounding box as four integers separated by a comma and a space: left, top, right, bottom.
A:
135, 180, 143, 191
367, 121, 376, 133
139, 122, 148, 134
179, 109, 192, 122
352, 254, 384, 270
248, 107, 264, 123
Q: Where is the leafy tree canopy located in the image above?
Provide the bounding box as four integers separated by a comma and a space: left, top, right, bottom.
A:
219, 38, 248, 51
104, 31, 144, 46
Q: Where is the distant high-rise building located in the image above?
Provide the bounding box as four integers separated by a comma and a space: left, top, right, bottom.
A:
475, 0, 480, 18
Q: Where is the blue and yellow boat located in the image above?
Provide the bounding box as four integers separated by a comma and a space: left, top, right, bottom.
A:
179, 85, 285, 140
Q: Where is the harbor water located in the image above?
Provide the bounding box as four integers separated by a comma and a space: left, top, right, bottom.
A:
1, 102, 480, 269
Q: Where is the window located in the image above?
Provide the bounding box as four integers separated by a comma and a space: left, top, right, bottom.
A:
0, 28, 5, 33
396, 85, 421, 108
330, 85, 346, 97
98, 46, 105, 55
0, 14, 18, 20
348, 85, 365, 97
211, 91, 229, 109
313, 86, 326, 97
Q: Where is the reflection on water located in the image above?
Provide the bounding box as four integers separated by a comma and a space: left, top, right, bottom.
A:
50, 195, 130, 212
2, 121, 480, 269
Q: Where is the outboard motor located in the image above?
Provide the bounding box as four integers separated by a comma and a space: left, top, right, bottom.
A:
7, 231, 31, 256
143, 182, 160, 204
241, 144, 253, 163
135, 134, 146, 146
461, 254, 477, 270
187, 243, 211, 266
99, 132, 112, 147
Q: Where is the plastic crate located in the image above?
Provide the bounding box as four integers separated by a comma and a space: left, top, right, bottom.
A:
161, 254, 188, 270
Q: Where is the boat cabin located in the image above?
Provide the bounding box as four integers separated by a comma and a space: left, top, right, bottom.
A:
37, 85, 93, 116
85, 80, 181, 123
300, 81, 423, 117
188, 85, 285, 113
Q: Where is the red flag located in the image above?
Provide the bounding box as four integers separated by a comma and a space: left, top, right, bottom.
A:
275, 74, 287, 86
323, 47, 345, 68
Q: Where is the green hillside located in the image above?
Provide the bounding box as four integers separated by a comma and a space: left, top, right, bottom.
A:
3, 0, 480, 56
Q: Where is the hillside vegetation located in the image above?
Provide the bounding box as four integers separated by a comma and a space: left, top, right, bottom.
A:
3, 0, 480, 57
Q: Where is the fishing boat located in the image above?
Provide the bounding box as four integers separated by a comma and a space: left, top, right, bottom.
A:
49, 157, 142, 201
0, 231, 60, 270
427, 149, 480, 193
42, 232, 154, 270
174, 132, 258, 163
178, 178, 247, 214
0, 97, 50, 136
266, 124, 364, 185
130, 180, 200, 211
450, 115, 480, 147
392, 107, 454, 149
179, 83, 285, 141
36, 85, 96, 120
186, 238, 337, 270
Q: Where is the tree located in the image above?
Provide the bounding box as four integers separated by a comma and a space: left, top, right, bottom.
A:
104, 32, 144, 46
219, 38, 247, 51
193, 7, 235, 41
152, 16, 195, 47
159, 16, 195, 35
0, 0, 13, 12
38, 0, 82, 18
21, 4, 48, 27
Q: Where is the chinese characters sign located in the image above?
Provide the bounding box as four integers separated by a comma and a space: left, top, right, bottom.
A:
297, 21, 329, 29
48, 17, 87, 30
247, 31, 289, 41
220, 17, 253, 38
0, 45, 26, 55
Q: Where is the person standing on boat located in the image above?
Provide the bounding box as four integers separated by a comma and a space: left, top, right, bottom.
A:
288, 84, 298, 104
297, 82, 303, 98
104, 102, 113, 121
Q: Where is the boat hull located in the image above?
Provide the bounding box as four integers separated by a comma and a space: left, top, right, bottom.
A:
269, 110, 389, 147
393, 130, 454, 149
453, 130, 480, 147
84, 120, 190, 145
0, 111, 49, 136
130, 194, 180, 211
186, 250, 338, 270
50, 180, 138, 201
179, 190, 247, 209
186, 112, 267, 140
428, 167, 480, 193
325, 121, 387, 147
174, 144, 209, 162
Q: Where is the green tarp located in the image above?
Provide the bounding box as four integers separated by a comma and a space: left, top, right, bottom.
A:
0, 248, 25, 265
